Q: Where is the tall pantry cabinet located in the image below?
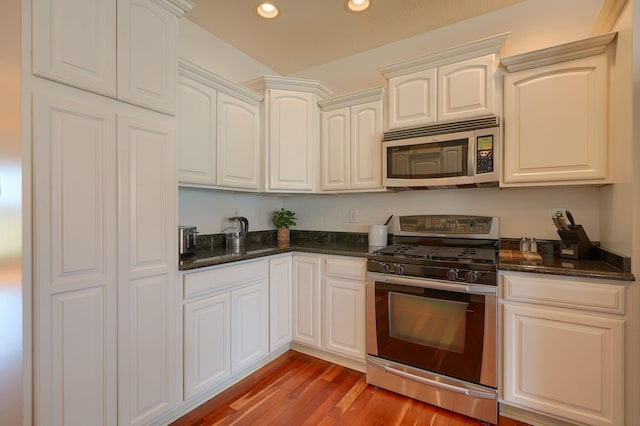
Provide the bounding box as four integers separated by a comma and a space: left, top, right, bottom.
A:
30, 0, 193, 425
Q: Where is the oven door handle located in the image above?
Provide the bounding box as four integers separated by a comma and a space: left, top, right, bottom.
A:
382, 365, 496, 399
368, 272, 496, 295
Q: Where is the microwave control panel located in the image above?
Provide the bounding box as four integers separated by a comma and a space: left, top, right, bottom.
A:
476, 135, 494, 174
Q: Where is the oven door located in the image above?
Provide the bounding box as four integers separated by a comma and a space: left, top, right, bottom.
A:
367, 272, 497, 389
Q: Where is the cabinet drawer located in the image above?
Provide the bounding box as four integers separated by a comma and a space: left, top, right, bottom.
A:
184, 259, 268, 300
502, 273, 625, 315
324, 256, 366, 281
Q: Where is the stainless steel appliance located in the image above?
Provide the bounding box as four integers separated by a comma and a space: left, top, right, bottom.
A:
227, 216, 249, 254
179, 226, 198, 256
366, 214, 499, 424
383, 116, 499, 188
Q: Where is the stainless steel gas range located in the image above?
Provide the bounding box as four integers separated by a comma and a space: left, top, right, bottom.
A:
366, 214, 499, 424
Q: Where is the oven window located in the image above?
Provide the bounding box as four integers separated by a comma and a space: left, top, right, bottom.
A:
375, 282, 487, 385
386, 139, 469, 179
389, 292, 468, 353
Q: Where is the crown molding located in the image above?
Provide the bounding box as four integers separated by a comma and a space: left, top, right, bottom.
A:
318, 87, 385, 110
243, 75, 336, 100
501, 32, 617, 73
178, 58, 264, 104
150, 0, 195, 18
377, 32, 510, 79
592, 0, 628, 34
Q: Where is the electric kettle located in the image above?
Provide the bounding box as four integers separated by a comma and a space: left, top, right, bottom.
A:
226, 217, 249, 253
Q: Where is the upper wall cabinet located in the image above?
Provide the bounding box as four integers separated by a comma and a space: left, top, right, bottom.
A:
501, 33, 617, 187
245, 76, 335, 193
177, 59, 263, 191
32, 0, 193, 114
319, 88, 385, 192
378, 33, 509, 130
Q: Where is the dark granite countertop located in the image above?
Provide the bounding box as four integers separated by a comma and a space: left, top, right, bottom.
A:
499, 239, 635, 282
179, 230, 371, 271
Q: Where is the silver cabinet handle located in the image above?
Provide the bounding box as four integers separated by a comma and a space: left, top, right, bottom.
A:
383, 365, 496, 400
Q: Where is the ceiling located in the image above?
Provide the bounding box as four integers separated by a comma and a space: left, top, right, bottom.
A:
185, 0, 527, 75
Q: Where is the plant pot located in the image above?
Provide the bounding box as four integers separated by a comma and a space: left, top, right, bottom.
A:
277, 227, 290, 245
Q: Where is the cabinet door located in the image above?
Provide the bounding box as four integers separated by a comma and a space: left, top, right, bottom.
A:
217, 92, 261, 190
117, 0, 178, 114
268, 90, 316, 191
269, 256, 293, 351
231, 280, 269, 373
387, 68, 437, 129
503, 55, 608, 185
321, 107, 350, 191
184, 293, 231, 400
33, 93, 117, 426
503, 303, 624, 426
32, 0, 117, 96
292, 255, 322, 348
438, 54, 495, 122
323, 278, 366, 360
117, 114, 177, 426
176, 76, 217, 186
350, 100, 384, 190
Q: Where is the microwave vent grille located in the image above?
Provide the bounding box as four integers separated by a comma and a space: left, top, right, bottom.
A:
383, 116, 500, 142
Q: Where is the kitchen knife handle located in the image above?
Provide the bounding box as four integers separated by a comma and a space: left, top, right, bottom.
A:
565, 210, 576, 227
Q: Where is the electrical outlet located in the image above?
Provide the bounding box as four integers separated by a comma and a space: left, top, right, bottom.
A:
349, 208, 359, 223
232, 208, 239, 217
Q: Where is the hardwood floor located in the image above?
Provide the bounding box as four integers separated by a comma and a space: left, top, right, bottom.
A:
170, 350, 530, 426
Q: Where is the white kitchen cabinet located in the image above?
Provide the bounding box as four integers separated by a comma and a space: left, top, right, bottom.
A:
32, 0, 117, 96
33, 93, 118, 426
292, 254, 323, 348
32, 0, 192, 113
323, 256, 367, 360
183, 292, 231, 400
244, 76, 334, 192
320, 88, 385, 192
182, 259, 269, 400
269, 256, 293, 352
500, 272, 626, 426
379, 34, 508, 130
177, 59, 263, 190
116, 114, 177, 426
501, 34, 616, 187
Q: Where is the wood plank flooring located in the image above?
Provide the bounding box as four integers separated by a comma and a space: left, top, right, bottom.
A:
170, 350, 530, 426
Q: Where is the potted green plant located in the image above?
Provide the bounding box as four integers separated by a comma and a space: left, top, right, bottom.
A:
272, 208, 296, 244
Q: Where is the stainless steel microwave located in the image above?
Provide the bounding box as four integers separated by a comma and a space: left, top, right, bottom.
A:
383, 118, 500, 188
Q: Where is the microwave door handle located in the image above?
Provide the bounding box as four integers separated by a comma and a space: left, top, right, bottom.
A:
382, 365, 496, 399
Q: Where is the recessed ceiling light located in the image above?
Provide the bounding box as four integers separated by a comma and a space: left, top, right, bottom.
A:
256, 2, 279, 19
345, 0, 370, 13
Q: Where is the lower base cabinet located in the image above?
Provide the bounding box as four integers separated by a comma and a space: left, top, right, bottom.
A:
183, 259, 268, 400
500, 272, 626, 426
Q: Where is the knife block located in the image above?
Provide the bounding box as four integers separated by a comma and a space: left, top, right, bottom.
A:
557, 225, 595, 259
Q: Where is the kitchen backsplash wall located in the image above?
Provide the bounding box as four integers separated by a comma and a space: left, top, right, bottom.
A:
178, 186, 600, 242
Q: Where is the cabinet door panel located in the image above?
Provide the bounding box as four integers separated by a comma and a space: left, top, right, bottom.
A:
321, 108, 350, 191
351, 101, 383, 189
503, 303, 624, 426
184, 293, 231, 399
388, 69, 436, 129
231, 281, 269, 372
32, 0, 117, 96
217, 92, 261, 190
269, 256, 293, 351
292, 255, 322, 348
269, 90, 315, 190
33, 93, 117, 426
117, 115, 176, 426
324, 278, 366, 359
503, 56, 607, 184
438, 54, 495, 121
117, 0, 177, 114
176, 77, 217, 185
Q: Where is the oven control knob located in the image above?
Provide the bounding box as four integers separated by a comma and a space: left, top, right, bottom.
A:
465, 271, 479, 283
394, 264, 405, 275
446, 269, 459, 281
379, 262, 390, 273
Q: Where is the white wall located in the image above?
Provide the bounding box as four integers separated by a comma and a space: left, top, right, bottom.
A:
283, 187, 600, 240
290, 0, 604, 94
